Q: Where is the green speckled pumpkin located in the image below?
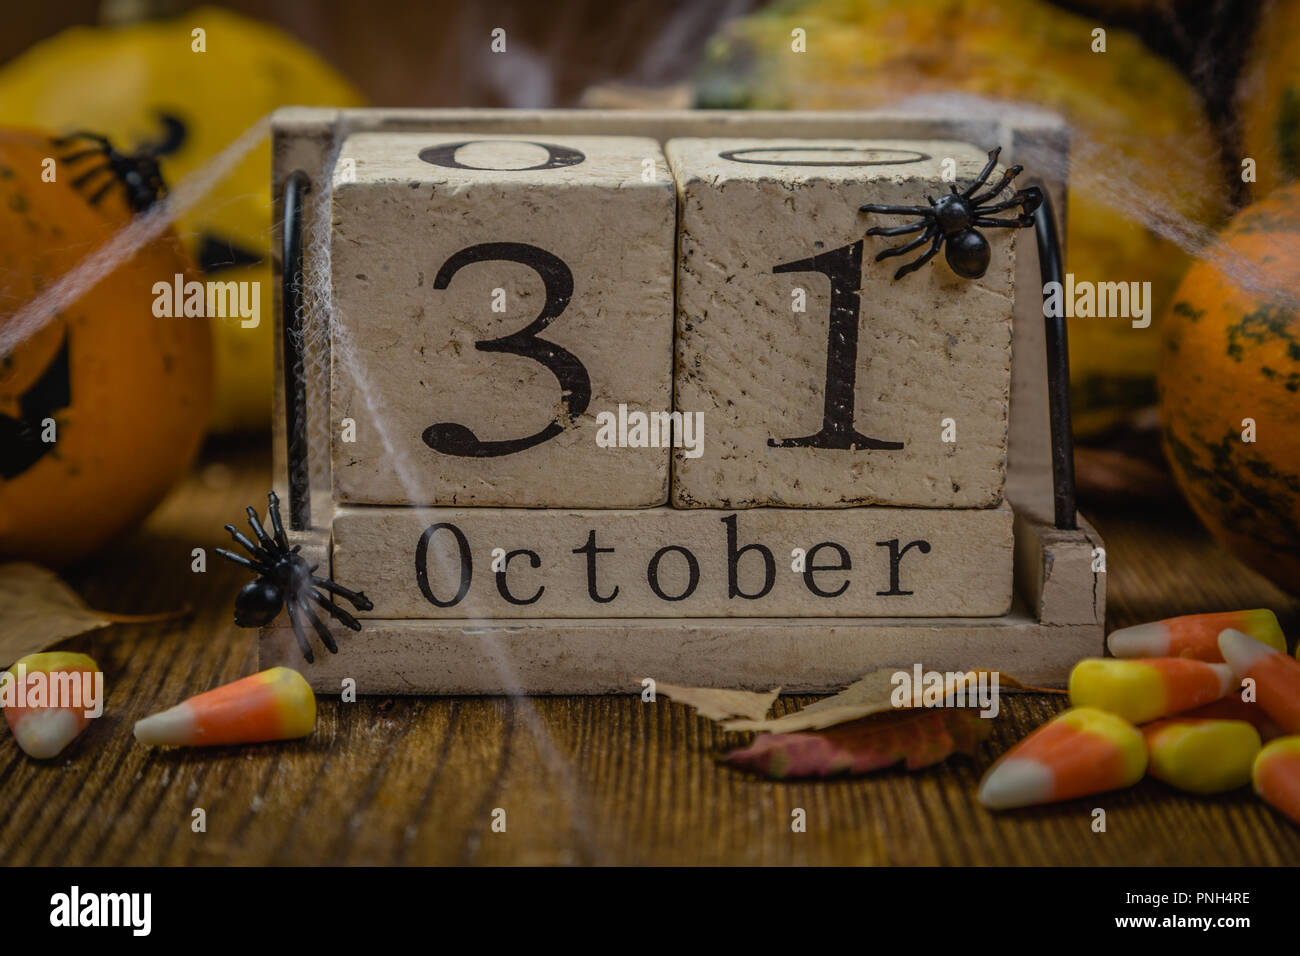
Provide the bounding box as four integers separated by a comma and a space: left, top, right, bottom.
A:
1159, 182, 1300, 595
1238, 0, 1300, 199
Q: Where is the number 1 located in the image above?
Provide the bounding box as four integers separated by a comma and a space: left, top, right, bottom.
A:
769, 240, 903, 451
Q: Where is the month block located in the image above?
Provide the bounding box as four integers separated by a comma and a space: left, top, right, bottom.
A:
329, 133, 675, 507
666, 138, 1015, 509
331, 503, 1014, 619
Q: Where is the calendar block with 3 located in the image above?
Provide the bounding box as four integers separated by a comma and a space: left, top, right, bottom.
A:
329, 133, 675, 507
667, 138, 1015, 509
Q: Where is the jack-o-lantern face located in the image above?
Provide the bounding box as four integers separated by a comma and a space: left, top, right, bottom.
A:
0, 127, 213, 568
0, 324, 69, 480
0, 8, 367, 431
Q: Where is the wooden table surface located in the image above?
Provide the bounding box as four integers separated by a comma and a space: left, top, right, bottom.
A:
3, 440, 1298, 866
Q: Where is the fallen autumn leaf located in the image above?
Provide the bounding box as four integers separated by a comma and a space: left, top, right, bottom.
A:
0, 562, 188, 668
725, 708, 993, 779
656, 683, 781, 722
724, 668, 1062, 733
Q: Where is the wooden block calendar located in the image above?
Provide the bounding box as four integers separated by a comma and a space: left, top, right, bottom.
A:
262, 107, 1105, 694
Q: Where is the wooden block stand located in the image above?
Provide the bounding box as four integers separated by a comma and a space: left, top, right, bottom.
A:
262, 107, 1104, 694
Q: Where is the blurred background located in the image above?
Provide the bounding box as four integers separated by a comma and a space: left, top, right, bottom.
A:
0, 0, 755, 108
0, 1, 1258, 116
2, 0, 1298, 597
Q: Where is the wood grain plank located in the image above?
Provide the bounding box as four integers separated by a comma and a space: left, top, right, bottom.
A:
2, 443, 1298, 865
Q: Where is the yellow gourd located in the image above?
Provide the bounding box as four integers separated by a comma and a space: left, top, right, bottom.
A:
695, 0, 1227, 435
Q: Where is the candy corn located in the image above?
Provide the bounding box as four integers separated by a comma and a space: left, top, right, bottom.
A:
1069, 657, 1234, 724
1176, 696, 1285, 742
1107, 609, 1285, 662
1219, 629, 1300, 734
134, 667, 315, 747
979, 707, 1147, 810
1, 652, 103, 759
1253, 737, 1300, 826
1142, 718, 1261, 794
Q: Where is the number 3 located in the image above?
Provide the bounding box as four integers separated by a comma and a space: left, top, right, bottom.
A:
423, 242, 592, 458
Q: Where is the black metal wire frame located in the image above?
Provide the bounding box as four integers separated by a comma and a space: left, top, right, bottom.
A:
1032, 186, 1078, 530
280, 170, 312, 531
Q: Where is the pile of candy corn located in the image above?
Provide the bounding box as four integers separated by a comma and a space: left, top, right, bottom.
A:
980, 608, 1300, 826
3, 606, 1297, 832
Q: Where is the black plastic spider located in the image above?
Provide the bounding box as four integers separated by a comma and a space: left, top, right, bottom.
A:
51, 112, 186, 212
860, 146, 1042, 280
217, 491, 373, 663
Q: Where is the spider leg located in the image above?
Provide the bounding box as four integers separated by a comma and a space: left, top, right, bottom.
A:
215, 548, 275, 576
266, 491, 290, 551
893, 232, 944, 280
974, 186, 1042, 222
71, 163, 114, 190
1013, 185, 1044, 217
223, 523, 271, 562
311, 575, 374, 612
290, 592, 339, 654
859, 202, 930, 216
245, 506, 278, 553
284, 596, 316, 663
874, 227, 936, 262
57, 147, 110, 165
866, 219, 929, 237
973, 216, 1035, 228
86, 178, 117, 207
308, 588, 362, 633
969, 196, 1025, 216
961, 146, 1001, 198
51, 131, 112, 150
969, 165, 1023, 205
142, 113, 187, 159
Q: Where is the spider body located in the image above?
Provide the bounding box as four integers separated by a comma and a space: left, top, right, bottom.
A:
52, 113, 186, 212
217, 491, 373, 663
860, 146, 1042, 280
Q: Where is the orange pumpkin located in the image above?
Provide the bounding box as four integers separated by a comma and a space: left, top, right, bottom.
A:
1159, 182, 1300, 595
0, 127, 212, 567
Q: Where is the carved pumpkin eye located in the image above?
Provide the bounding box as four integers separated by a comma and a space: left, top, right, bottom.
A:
0, 330, 69, 481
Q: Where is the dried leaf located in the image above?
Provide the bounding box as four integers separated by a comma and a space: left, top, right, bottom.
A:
656, 683, 780, 721
997, 674, 1068, 696
725, 708, 992, 779
0, 562, 187, 667
724, 669, 900, 733
724, 668, 1055, 733
723, 668, 984, 733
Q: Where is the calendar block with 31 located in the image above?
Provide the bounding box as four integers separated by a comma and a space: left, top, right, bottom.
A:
263, 107, 1105, 694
